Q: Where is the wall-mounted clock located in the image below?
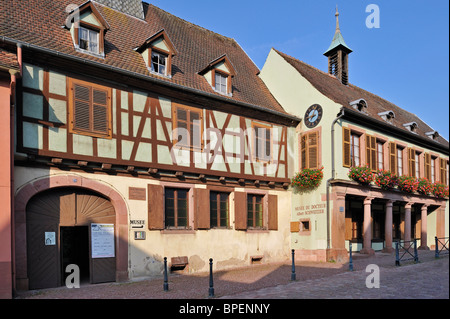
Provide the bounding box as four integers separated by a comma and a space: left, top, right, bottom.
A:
304, 104, 323, 128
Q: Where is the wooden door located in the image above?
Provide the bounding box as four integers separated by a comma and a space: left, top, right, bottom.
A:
26, 188, 116, 288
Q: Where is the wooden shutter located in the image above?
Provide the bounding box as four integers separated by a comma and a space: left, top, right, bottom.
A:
73, 84, 91, 131
301, 135, 307, 169
70, 78, 111, 138
440, 158, 447, 183
308, 132, 319, 169
343, 127, 351, 167
148, 184, 164, 230
389, 142, 397, 174
424, 153, 431, 180
92, 88, 109, 134
267, 194, 278, 230
408, 148, 416, 177
195, 188, 210, 230
234, 192, 247, 230
366, 135, 377, 171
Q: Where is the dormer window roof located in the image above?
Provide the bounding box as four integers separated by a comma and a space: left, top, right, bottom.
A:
349, 99, 368, 113
65, 1, 110, 58
426, 131, 440, 140
135, 29, 177, 78
378, 110, 395, 123
403, 122, 418, 133
198, 54, 236, 96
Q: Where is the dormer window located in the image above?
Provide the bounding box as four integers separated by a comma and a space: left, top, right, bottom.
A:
403, 122, 418, 133
151, 50, 168, 76
65, 2, 110, 58
378, 111, 395, 124
79, 26, 99, 54
199, 54, 236, 97
135, 29, 177, 79
214, 71, 228, 95
349, 99, 368, 113
426, 131, 439, 140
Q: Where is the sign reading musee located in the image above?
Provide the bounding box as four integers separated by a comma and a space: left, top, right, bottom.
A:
91, 223, 115, 259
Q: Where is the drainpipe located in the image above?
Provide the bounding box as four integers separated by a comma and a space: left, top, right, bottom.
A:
10, 43, 22, 296
326, 108, 345, 251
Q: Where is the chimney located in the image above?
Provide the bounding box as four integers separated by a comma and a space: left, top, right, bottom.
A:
323, 7, 352, 85
94, 0, 144, 19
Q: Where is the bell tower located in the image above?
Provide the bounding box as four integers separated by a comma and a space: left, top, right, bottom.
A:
324, 7, 352, 85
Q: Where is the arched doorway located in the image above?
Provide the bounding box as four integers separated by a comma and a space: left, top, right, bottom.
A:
26, 187, 117, 290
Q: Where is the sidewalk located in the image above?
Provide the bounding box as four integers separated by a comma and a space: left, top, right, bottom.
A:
15, 250, 448, 299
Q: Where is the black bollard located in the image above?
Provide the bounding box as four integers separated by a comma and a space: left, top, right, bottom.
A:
291, 249, 296, 281
209, 258, 214, 297
435, 237, 439, 259
413, 239, 419, 263
349, 242, 353, 271
395, 242, 400, 266
163, 257, 169, 291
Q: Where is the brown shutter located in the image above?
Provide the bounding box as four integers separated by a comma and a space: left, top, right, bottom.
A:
301, 135, 307, 169
308, 132, 318, 169
366, 135, 377, 171
389, 142, 397, 174
343, 127, 351, 168
73, 84, 91, 131
425, 153, 431, 180
148, 184, 164, 230
408, 148, 416, 177
234, 192, 247, 230
92, 88, 109, 134
267, 194, 278, 230
440, 158, 446, 183
195, 188, 210, 230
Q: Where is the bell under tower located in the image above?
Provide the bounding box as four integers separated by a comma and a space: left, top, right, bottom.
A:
324, 7, 352, 85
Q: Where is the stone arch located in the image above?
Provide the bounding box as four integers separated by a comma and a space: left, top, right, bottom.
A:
14, 174, 129, 291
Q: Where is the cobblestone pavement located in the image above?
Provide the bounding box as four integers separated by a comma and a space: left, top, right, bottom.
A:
220, 253, 449, 299
15, 251, 448, 299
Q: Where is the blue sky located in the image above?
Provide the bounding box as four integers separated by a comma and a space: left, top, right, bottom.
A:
149, 0, 449, 141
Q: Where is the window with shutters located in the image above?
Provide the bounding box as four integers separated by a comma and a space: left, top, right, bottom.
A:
68, 78, 112, 139
252, 122, 272, 162
300, 130, 320, 169
377, 141, 384, 170
210, 192, 229, 228
408, 148, 417, 178
342, 127, 360, 167
389, 142, 397, 174
431, 156, 436, 183
165, 188, 189, 229
397, 147, 404, 176
247, 194, 264, 229
424, 153, 431, 180
172, 103, 203, 150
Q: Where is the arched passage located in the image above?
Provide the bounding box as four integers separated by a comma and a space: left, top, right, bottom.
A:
14, 174, 128, 291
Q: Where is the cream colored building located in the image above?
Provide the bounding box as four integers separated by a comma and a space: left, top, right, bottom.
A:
260, 9, 449, 262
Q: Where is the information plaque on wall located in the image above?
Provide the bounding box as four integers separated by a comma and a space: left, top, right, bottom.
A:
91, 223, 115, 259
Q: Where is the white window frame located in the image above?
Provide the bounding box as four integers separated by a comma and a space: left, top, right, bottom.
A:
78, 26, 99, 54
214, 72, 228, 95
151, 51, 168, 76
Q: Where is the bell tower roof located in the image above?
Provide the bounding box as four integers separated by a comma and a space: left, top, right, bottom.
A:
324, 6, 352, 56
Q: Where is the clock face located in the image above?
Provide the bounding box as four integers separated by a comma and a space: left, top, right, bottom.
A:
304, 104, 323, 128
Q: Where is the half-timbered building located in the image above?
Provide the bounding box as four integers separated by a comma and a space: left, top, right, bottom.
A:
0, 0, 300, 294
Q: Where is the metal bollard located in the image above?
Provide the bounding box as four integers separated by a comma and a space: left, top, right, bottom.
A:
291, 249, 296, 281
349, 242, 353, 271
163, 257, 169, 291
209, 258, 214, 297
395, 242, 400, 266
435, 237, 439, 259
413, 239, 419, 263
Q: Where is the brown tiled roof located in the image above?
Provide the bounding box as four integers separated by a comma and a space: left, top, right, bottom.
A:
0, 0, 287, 116
0, 48, 18, 70
274, 49, 449, 148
